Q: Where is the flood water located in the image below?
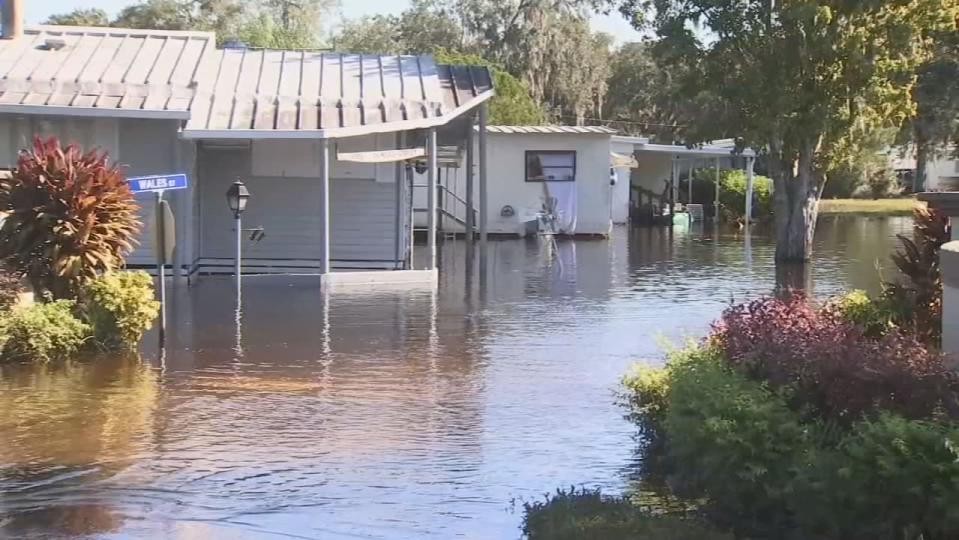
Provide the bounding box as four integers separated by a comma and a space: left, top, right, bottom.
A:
0, 216, 912, 539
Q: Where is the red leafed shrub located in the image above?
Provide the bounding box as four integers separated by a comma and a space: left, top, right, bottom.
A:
711, 295, 959, 424
0, 137, 140, 300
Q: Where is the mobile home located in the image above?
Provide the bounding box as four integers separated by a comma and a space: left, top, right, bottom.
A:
418, 125, 620, 236
0, 23, 494, 286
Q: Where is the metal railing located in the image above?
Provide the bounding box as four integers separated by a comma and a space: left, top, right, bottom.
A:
412, 182, 478, 231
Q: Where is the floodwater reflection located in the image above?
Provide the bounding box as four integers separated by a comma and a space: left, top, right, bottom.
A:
0, 216, 912, 539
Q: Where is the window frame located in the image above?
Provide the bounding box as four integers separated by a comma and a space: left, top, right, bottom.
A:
525, 150, 577, 182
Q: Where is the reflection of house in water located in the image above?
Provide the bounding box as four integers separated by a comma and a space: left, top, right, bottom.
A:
0, 358, 159, 538
136, 276, 489, 491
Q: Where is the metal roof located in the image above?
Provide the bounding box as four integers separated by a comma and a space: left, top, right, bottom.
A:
184, 50, 494, 138
611, 136, 756, 158
0, 25, 215, 119
485, 125, 617, 135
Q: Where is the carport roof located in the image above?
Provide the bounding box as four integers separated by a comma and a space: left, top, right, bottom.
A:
183, 50, 494, 139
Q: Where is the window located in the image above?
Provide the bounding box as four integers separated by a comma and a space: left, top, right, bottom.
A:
525, 150, 576, 182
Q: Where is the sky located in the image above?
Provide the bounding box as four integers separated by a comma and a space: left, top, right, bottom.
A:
29, 0, 643, 44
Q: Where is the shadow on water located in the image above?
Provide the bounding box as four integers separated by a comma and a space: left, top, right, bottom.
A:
0, 216, 912, 539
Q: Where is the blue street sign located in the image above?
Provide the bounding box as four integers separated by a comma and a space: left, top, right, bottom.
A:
128, 174, 188, 194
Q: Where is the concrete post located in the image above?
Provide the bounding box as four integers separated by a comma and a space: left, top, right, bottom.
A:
942, 242, 959, 354
918, 192, 959, 354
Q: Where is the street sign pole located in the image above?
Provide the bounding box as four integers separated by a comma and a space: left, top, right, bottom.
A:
128, 174, 188, 347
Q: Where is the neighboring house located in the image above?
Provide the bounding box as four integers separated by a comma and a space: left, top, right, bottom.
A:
612, 136, 756, 221
887, 146, 959, 192
0, 21, 494, 285
416, 125, 620, 236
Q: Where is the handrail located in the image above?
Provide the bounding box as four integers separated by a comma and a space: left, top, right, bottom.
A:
413, 183, 477, 227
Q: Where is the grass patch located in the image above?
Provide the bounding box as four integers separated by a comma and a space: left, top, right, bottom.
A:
818, 198, 919, 216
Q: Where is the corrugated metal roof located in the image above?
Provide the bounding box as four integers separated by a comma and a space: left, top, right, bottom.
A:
0, 26, 494, 137
484, 125, 618, 135
184, 51, 494, 138
0, 25, 214, 118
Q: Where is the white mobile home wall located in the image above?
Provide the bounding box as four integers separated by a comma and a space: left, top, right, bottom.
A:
424, 132, 614, 236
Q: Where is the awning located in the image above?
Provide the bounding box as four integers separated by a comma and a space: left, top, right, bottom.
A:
337, 148, 426, 163
611, 151, 639, 168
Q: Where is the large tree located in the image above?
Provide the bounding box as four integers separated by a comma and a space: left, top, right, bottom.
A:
909, 29, 959, 191
44, 8, 111, 26
623, 0, 958, 261
332, 0, 464, 55
444, 0, 612, 124
604, 41, 693, 141
331, 3, 545, 126
48, 0, 336, 48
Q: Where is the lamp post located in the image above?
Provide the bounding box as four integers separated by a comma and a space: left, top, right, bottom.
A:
226, 179, 251, 285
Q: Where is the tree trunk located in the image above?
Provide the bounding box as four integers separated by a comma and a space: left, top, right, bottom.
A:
915, 130, 929, 193
775, 140, 820, 262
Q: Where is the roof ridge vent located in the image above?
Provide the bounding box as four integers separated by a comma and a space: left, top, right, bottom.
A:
40, 38, 67, 51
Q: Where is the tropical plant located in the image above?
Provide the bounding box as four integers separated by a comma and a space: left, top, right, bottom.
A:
0, 137, 141, 300
883, 205, 950, 345
712, 295, 959, 424
0, 300, 90, 363
81, 271, 159, 349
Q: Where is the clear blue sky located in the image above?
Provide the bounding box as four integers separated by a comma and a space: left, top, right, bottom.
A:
29, 1, 642, 44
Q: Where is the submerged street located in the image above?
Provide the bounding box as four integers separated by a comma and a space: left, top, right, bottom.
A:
0, 217, 911, 539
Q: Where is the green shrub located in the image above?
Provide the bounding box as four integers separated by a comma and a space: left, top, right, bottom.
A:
664, 345, 810, 535
0, 266, 22, 310
522, 487, 730, 540
80, 271, 159, 348
689, 168, 773, 220
795, 414, 959, 540
821, 289, 897, 338
622, 364, 671, 442
0, 300, 89, 362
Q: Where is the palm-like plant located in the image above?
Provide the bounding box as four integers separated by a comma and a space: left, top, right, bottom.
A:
0, 137, 141, 300
883, 204, 950, 345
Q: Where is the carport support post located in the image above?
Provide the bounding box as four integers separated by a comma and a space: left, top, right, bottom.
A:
745, 156, 755, 225
479, 103, 489, 243
427, 128, 438, 269
465, 113, 475, 239
319, 138, 331, 275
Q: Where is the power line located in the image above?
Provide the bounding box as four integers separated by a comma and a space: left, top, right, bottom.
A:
554, 114, 688, 128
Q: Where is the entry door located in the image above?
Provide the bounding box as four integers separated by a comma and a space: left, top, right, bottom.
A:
198, 146, 325, 262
